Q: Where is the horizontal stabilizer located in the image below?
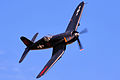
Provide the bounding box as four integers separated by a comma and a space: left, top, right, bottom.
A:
19, 48, 30, 63
31, 33, 38, 42
20, 36, 33, 47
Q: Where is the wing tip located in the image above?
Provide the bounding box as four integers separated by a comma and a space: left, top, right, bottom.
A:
19, 60, 22, 63
80, 49, 84, 51
36, 75, 41, 79
36, 76, 39, 79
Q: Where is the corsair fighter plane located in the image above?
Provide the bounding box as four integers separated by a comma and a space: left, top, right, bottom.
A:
19, 1, 86, 78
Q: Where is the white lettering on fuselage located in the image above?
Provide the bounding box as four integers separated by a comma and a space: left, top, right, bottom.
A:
76, 6, 81, 16
37, 45, 44, 48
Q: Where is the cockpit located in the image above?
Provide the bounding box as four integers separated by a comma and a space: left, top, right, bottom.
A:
43, 35, 53, 42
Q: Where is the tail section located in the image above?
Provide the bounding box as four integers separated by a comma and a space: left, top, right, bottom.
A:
19, 33, 39, 63
31, 33, 38, 42
20, 36, 33, 47
19, 47, 30, 63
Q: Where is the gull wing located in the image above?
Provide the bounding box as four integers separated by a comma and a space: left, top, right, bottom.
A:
36, 44, 66, 78
65, 1, 84, 32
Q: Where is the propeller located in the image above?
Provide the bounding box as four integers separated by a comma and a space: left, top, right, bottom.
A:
79, 28, 88, 34
77, 38, 84, 51
72, 28, 88, 51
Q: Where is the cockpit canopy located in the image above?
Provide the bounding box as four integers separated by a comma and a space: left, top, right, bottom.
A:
43, 35, 52, 42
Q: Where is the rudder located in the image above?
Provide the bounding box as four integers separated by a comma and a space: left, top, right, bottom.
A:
20, 36, 33, 47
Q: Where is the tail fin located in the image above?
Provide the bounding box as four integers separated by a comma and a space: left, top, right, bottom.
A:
19, 33, 39, 63
20, 36, 33, 47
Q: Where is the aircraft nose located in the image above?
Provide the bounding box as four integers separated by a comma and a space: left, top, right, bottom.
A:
75, 33, 79, 37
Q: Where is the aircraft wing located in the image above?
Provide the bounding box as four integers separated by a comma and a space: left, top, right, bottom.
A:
65, 1, 84, 32
36, 44, 66, 78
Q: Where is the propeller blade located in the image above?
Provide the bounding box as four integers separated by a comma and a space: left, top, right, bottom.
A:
80, 28, 88, 34
77, 38, 84, 51
31, 33, 39, 42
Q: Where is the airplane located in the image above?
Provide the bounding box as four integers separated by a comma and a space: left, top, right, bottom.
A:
19, 1, 87, 79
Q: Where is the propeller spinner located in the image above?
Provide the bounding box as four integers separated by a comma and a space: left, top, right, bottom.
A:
72, 28, 88, 51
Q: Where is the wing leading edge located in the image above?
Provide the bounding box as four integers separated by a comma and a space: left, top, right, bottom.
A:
36, 44, 66, 78
65, 1, 84, 32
